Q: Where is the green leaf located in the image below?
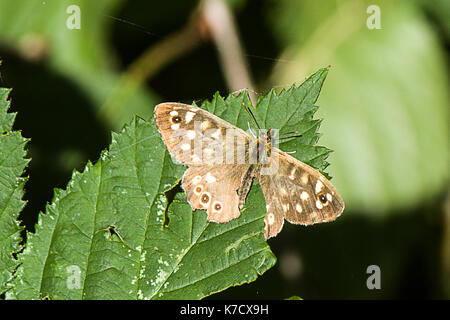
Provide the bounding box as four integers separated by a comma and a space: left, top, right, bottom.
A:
0, 88, 29, 294
200, 68, 331, 175
285, 295, 303, 300
253, 68, 331, 175
8, 69, 331, 299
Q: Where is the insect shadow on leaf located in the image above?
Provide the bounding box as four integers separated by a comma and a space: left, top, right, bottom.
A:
95, 225, 125, 245
162, 180, 184, 228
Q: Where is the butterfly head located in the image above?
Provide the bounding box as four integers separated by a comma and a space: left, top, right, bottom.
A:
256, 128, 274, 162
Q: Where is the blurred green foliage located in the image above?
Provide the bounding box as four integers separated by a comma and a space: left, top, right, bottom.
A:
0, 0, 448, 299
269, 0, 449, 214
0, 0, 159, 126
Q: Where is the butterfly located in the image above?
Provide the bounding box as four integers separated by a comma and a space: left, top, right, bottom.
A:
154, 102, 344, 239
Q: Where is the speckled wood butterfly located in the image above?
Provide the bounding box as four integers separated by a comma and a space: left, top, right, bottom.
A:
155, 102, 344, 239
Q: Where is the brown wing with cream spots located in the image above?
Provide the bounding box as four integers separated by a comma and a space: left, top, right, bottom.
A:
182, 164, 251, 223
154, 103, 253, 166
256, 149, 344, 239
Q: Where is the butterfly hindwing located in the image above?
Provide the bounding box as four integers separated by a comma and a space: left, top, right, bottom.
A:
182, 164, 251, 223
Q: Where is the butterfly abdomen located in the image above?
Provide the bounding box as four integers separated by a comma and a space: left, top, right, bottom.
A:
237, 165, 257, 208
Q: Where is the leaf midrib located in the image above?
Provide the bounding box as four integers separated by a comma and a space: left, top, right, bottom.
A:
134, 128, 171, 300
148, 202, 209, 299
79, 161, 103, 299
151, 206, 264, 298
164, 246, 268, 295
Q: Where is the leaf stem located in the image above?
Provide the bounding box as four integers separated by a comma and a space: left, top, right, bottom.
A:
99, 14, 203, 124
201, 0, 256, 104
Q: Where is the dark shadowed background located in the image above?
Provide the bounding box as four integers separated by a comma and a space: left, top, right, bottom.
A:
0, 0, 448, 299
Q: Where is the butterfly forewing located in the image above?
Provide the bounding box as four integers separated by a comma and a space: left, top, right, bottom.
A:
155, 103, 253, 166
257, 149, 344, 239
155, 102, 255, 224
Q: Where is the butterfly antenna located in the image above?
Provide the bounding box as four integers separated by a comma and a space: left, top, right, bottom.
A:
242, 103, 260, 130
280, 131, 303, 140
247, 122, 257, 137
